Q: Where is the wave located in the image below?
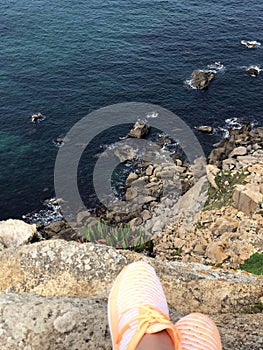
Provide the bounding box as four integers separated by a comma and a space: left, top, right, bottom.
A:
22, 197, 63, 226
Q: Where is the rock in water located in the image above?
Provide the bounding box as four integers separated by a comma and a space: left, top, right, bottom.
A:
190, 70, 215, 89
128, 120, 150, 138
246, 66, 260, 77
195, 125, 213, 133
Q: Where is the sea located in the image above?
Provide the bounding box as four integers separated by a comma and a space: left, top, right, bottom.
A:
0, 0, 262, 221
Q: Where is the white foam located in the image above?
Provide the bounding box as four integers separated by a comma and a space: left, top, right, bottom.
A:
146, 111, 158, 119
225, 117, 243, 129
241, 40, 261, 48
184, 78, 197, 89
207, 61, 225, 72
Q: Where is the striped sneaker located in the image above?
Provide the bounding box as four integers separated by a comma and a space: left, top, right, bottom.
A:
175, 312, 222, 350
108, 261, 181, 350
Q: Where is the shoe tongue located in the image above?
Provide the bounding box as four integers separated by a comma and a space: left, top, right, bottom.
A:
147, 323, 170, 334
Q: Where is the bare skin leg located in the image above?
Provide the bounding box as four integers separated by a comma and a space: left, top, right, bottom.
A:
136, 330, 174, 350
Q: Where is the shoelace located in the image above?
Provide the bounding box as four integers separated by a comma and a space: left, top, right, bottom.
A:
117, 305, 182, 350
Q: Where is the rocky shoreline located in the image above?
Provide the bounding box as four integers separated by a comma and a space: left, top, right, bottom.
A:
0, 121, 263, 348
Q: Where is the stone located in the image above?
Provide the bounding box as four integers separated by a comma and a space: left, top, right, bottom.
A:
125, 172, 138, 186
44, 221, 79, 241
76, 211, 90, 225
128, 120, 150, 138
125, 187, 138, 201
173, 238, 185, 249
229, 146, 247, 158
206, 164, 220, 189
222, 158, 236, 170
195, 125, 213, 133
0, 219, 36, 248
206, 242, 228, 263
233, 184, 263, 215
0, 293, 262, 350
190, 70, 215, 89
129, 217, 143, 228
146, 165, 154, 176
174, 166, 186, 173
142, 210, 152, 221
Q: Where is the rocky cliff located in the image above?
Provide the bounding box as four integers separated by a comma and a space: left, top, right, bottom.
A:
0, 124, 263, 349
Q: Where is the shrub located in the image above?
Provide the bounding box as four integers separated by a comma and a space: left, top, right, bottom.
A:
82, 221, 153, 253
239, 253, 263, 275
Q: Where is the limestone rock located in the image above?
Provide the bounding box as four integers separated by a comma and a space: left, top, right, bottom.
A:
233, 184, 263, 215
206, 164, 220, 189
0, 219, 36, 248
128, 120, 150, 138
206, 242, 228, 263
229, 146, 247, 158
195, 125, 213, 133
125, 172, 138, 186
1, 240, 262, 315
0, 293, 262, 350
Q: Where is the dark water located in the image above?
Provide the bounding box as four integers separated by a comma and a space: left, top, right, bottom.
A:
0, 0, 262, 219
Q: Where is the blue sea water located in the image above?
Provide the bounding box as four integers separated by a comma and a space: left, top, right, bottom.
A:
0, 0, 262, 220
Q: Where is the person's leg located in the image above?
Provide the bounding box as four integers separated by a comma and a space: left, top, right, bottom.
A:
107, 261, 181, 350
175, 313, 222, 350
136, 331, 174, 350
107, 260, 222, 350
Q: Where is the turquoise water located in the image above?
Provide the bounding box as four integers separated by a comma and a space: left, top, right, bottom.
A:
0, 0, 262, 219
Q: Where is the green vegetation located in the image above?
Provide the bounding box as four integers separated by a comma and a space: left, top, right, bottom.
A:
170, 247, 183, 259
239, 253, 263, 275
243, 302, 263, 314
204, 170, 248, 210
82, 221, 153, 253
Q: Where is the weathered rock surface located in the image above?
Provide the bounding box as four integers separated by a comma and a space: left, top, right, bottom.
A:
1, 240, 262, 315
195, 125, 213, 133
190, 70, 215, 89
0, 292, 262, 350
128, 120, 150, 138
0, 241, 262, 349
154, 205, 263, 269
0, 219, 36, 248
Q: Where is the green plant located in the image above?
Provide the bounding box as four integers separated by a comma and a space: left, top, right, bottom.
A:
204, 170, 248, 210
239, 253, 263, 275
82, 221, 151, 252
243, 302, 263, 314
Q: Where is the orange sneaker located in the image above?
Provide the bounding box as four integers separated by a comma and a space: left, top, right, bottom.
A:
108, 261, 181, 350
175, 312, 222, 350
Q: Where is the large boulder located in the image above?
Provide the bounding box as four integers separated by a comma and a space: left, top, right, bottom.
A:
190, 70, 215, 89
0, 219, 36, 248
1, 240, 262, 315
0, 293, 262, 350
233, 184, 263, 215
0, 240, 262, 349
